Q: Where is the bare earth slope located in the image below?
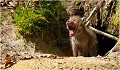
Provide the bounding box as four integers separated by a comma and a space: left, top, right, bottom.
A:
5, 52, 120, 70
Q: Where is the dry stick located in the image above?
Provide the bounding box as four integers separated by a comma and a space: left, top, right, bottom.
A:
105, 11, 119, 55
84, 1, 119, 41
85, 7, 98, 27
105, 0, 120, 56
89, 26, 119, 41
85, 0, 105, 27
84, 0, 119, 56
84, 8, 119, 40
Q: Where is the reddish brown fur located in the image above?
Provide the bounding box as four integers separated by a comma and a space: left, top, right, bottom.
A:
66, 16, 97, 57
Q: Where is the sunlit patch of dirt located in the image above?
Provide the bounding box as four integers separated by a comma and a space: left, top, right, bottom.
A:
4, 52, 120, 70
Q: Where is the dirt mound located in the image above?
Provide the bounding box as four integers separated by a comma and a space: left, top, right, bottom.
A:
4, 52, 120, 70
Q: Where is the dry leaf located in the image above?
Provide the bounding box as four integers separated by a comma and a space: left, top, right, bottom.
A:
5, 54, 12, 68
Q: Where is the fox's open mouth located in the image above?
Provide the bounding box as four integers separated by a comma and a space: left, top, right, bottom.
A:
67, 23, 77, 37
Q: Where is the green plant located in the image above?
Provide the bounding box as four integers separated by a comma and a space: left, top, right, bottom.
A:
111, 0, 120, 35
12, 1, 68, 35
12, 1, 69, 48
112, 1, 120, 26
12, 1, 72, 55
39, 1, 69, 36
12, 5, 48, 35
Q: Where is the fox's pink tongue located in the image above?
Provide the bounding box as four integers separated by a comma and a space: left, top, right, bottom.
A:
69, 30, 74, 37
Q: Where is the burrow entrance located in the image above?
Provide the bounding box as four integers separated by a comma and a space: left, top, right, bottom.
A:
96, 33, 117, 56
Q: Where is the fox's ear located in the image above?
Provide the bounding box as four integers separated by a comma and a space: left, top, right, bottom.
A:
80, 17, 86, 26
81, 17, 86, 22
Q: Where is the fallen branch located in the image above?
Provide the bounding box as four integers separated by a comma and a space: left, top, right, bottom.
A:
84, 0, 118, 41
105, 0, 120, 55
85, 7, 98, 27
85, 16, 118, 41
89, 26, 118, 41
85, 0, 105, 27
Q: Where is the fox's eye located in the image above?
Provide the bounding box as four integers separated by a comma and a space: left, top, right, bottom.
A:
73, 20, 78, 24
73, 20, 75, 21
73, 20, 76, 22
